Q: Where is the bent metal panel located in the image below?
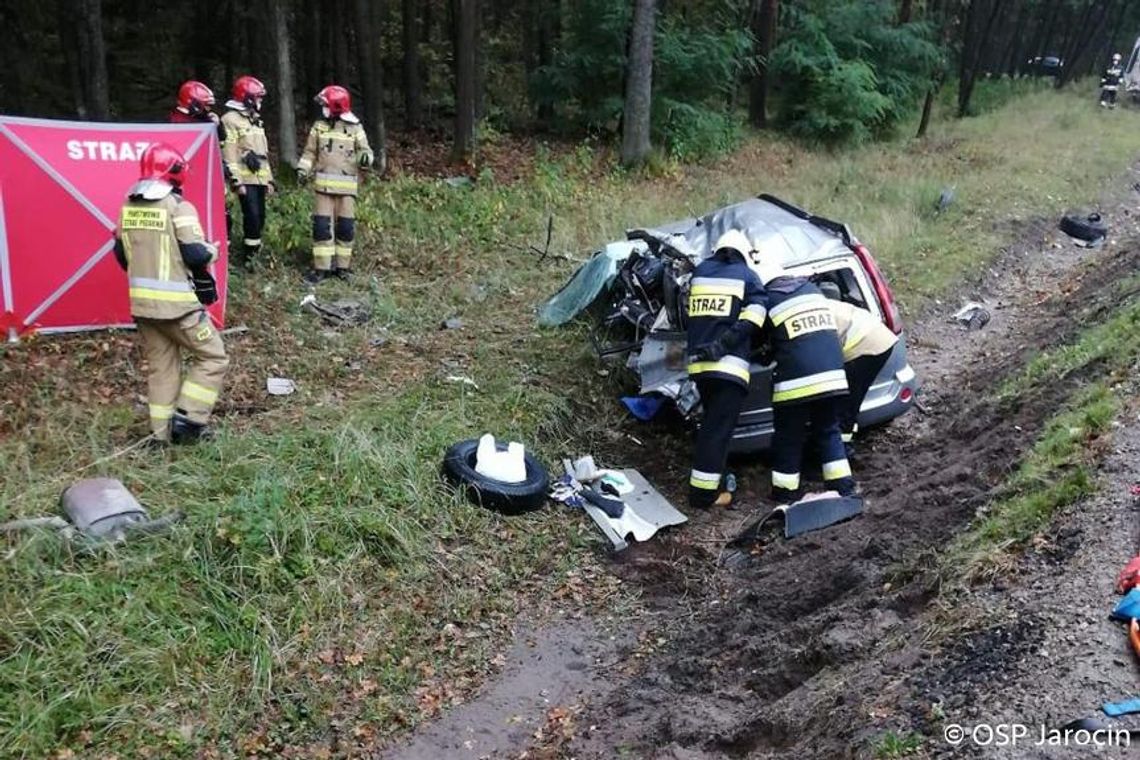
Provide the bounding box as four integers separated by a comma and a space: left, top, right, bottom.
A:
0, 117, 228, 342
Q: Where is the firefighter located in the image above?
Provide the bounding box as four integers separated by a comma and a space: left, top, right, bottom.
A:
113, 143, 229, 445
685, 230, 769, 509
296, 85, 374, 283
751, 256, 854, 504
817, 282, 899, 452
170, 80, 219, 125
221, 75, 274, 268
171, 80, 233, 233
1101, 53, 1124, 108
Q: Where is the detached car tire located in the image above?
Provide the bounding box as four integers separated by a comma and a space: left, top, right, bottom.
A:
1060, 213, 1108, 241
442, 439, 550, 515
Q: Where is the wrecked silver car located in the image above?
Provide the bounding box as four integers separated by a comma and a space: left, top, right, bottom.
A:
540, 194, 919, 454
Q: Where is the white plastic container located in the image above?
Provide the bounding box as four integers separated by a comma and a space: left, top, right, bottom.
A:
474, 434, 527, 483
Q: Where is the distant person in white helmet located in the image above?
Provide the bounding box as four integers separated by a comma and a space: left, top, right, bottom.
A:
1101, 53, 1124, 108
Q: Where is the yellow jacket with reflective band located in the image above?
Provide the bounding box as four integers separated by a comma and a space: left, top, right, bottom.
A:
764, 278, 849, 404
685, 253, 768, 389
221, 108, 274, 186
118, 194, 213, 320
297, 118, 372, 196
827, 300, 899, 362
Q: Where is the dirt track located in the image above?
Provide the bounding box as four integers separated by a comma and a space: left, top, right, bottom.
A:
381, 169, 1140, 760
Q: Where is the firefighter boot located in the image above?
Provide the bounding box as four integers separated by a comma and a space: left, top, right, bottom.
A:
171, 411, 213, 445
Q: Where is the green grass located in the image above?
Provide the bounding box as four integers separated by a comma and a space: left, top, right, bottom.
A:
947, 281, 1140, 579
873, 730, 925, 758
3, 85, 1140, 757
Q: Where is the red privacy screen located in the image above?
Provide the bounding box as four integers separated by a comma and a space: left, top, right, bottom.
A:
0, 116, 228, 341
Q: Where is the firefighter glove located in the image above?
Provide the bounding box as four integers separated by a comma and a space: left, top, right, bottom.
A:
242, 152, 262, 172
358, 150, 374, 169
296, 167, 311, 184
191, 268, 219, 305
691, 339, 727, 364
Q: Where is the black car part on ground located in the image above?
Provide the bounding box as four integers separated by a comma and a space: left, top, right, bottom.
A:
441, 439, 550, 515
1060, 213, 1108, 242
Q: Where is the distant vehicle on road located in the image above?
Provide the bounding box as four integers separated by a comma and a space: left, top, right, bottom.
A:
1024, 55, 1064, 78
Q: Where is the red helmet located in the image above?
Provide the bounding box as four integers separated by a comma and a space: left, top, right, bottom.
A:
317, 85, 351, 117
177, 81, 215, 117
140, 143, 189, 188
232, 75, 267, 111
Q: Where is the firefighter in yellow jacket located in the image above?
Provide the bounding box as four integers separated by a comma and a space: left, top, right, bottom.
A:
221, 75, 274, 269
297, 85, 374, 283
819, 281, 899, 451
113, 143, 228, 444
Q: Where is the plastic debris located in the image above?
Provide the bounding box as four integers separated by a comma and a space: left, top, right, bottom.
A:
266, 377, 296, 396
952, 301, 991, 331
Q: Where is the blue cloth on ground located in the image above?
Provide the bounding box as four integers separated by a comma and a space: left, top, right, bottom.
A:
622, 394, 667, 421
1110, 588, 1140, 621
1103, 699, 1140, 717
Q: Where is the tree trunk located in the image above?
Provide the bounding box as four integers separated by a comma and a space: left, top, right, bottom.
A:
958, 0, 1005, 117
402, 0, 422, 129
333, 0, 349, 83
916, 87, 936, 137
535, 0, 558, 125
354, 0, 387, 172
749, 0, 778, 128
453, 0, 477, 163
898, 0, 914, 24
621, 0, 657, 166
67, 0, 110, 119
271, 0, 298, 167
474, 0, 486, 121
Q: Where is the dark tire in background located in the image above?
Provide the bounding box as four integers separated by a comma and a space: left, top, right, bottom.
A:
441, 439, 550, 515
1060, 213, 1108, 241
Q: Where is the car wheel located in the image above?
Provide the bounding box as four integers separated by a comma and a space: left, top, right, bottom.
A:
1060, 213, 1108, 241
441, 439, 550, 515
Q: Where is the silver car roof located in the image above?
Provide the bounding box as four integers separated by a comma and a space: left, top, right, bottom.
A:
628, 197, 849, 266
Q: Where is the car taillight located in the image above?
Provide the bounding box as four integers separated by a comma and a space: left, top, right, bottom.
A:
852, 242, 903, 334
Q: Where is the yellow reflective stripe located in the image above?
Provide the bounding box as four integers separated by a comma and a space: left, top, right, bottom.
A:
771, 377, 849, 403
690, 285, 744, 300
690, 469, 720, 489
149, 404, 174, 420
772, 471, 800, 489
822, 459, 852, 480
334, 245, 353, 256
740, 306, 767, 327
315, 177, 359, 191
687, 361, 750, 383
841, 432, 854, 444
181, 381, 218, 405
130, 288, 200, 302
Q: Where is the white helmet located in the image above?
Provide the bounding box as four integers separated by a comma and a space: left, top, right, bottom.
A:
748, 254, 786, 286
713, 230, 753, 258
1113, 53, 1123, 63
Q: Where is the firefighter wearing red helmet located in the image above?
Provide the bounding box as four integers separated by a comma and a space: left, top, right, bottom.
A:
170, 81, 218, 124
220, 75, 274, 268
170, 80, 233, 224
296, 85, 374, 283
112, 143, 229, 445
